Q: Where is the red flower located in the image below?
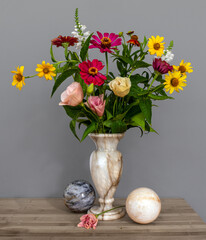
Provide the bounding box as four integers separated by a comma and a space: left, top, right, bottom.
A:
77, 214, 98, 230
89, 31, 122, 53
51, 35, 78, 47
79, 59, 107, 86
127, 35, 140, 47
153, 58, 173, 74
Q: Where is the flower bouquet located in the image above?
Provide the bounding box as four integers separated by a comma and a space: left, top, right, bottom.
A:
11, 8, 193, 220
12, 9, 193, 140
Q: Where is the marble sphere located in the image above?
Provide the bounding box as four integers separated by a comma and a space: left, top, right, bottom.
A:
63, 180, 96, 213
126, 188, 161, 224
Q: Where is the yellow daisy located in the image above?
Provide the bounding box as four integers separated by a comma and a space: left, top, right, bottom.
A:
147, 35, 165, 57
164, 71, 187, 94
173, 59, 193, 75
11, 66, 25, 90
36, 61, 56, 80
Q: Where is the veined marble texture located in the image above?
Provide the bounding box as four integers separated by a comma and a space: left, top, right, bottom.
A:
88, 133, 125, 220
126, 188, 161, 224
63, 180, 95, 213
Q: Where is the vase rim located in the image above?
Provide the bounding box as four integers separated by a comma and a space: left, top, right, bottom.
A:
89, 133, 125, 138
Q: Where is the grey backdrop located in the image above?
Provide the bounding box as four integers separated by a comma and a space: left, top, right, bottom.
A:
1, 0, 206, 221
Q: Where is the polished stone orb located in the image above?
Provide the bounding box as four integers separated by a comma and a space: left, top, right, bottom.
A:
63, 180, 96, 213
126, 187, 161, 224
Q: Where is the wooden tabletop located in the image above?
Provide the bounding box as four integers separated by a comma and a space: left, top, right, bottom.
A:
0, 198, 206, 239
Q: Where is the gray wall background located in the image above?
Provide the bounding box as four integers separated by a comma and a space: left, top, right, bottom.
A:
1, 0, 206, 221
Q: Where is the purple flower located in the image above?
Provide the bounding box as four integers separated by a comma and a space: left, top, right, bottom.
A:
153, 58, 173, 74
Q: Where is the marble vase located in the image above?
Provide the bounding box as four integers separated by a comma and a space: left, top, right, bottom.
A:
87, 133, 125, 220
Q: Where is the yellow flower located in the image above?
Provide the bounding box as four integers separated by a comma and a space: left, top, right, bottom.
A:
173, 60, 193, 75
147, 35, 165, 57
109, 77, 131, 97
164, 71, 187, 94
36, 61, 56, 80
11, 66, 25, 90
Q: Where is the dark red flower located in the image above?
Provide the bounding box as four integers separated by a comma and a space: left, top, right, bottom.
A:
127, 35, 140, 46
51, 35, 78, 47
153, 58, 173, 74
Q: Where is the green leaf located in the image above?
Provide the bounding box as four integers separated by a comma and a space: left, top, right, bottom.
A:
111, 120, 127, 133
150, 84, 165, 93
80, 33, 93, 61
118, 56, 133, 65
70, 51, 80, 62
50, 44, 57, 63
109, 72, 115, 79
106, 110, 113, 120
148, 93, 174, 100
70, 120, 80, 141
128, 85, 149, 97
63, 105, 83, 119
130, 112, 145, 130
81, 122, 96, 142
130, 74, 148, 84
51, 69, 77, 97
114, 101, 140, 120
139, 99, 152, 124
74, 72, 87, 95
133, 61, 151, 69
167, 40, 174, 51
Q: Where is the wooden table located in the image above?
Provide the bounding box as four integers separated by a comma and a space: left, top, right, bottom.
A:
0, 198, 206, 239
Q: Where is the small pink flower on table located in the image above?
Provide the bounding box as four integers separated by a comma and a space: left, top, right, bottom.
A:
59, 82, 83, 106
89, 31, 122, 53
77, 213, 98, 230
85, 94, 105, 117
79, 59, 107, 86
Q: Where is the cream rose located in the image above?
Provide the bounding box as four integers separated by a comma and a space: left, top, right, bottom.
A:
109, 77, 131, 97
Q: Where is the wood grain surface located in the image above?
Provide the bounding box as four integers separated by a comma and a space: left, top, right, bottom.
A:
0, 198, 205, 239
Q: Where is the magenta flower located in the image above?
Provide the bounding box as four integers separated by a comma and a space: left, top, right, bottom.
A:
77, 214, 98, 230
79, 59, 107, 86
85, 94, 106, 117
89, 31, 122, 53
153, 58, 173, 74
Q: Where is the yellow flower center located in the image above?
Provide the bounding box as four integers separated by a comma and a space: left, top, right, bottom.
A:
88, 67, 98, 76
154, 43, 160, 50
16, 74, 23, 82
43, 68, 50, 74
171, 78, 179, 87
179, 66, 186, 73
101, 37, 111, 48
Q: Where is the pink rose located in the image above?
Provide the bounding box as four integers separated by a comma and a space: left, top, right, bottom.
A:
59, 82, 84, 106
77, 214, 98, 229
85, 94, 105, 117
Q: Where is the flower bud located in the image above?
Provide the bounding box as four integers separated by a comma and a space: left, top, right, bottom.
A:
118, 32, 123, 37
87, 83, 94, 95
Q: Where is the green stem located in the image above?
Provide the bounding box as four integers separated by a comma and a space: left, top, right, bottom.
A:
105, 52, 108, 76
148, 72, 159, 90
113, 96, 118, 116
25, 74, 38, 79
96, 205, 125, 218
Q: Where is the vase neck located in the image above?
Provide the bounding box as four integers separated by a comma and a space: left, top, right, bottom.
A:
89, 134, 124, 152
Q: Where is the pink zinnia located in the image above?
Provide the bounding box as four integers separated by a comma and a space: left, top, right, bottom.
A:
77, 214, 98, 230
153, 58, 173, 74
79, 59, 107, 86
89, 31, 122, 53
85, 94, 106, 117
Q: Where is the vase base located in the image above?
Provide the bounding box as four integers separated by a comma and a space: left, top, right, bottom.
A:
88, 205, 125, 220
